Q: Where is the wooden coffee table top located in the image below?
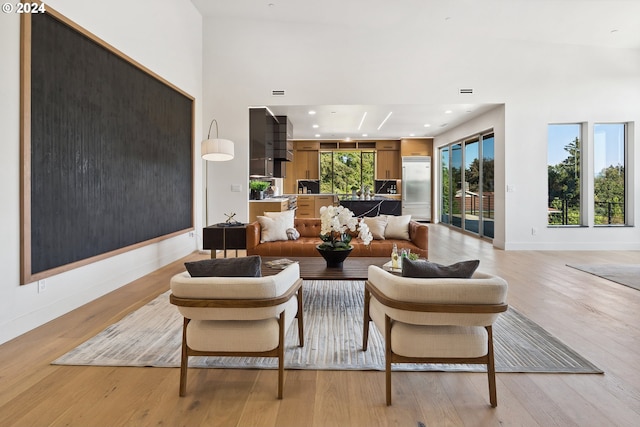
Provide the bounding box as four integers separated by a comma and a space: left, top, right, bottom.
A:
261, 256, 389, 281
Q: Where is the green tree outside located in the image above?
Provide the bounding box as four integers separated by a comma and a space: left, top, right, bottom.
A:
320, 151, 374, 195
548, 137, 581, 225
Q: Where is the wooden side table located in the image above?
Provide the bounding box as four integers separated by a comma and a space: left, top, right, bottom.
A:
203, 224, 247, 258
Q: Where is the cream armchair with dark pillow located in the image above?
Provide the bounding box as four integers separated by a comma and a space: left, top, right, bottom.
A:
363, 265, 508, 406
169, 262, 303, 399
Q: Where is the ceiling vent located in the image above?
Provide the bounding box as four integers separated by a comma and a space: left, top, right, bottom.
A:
459, 88, 473, 94
272, 90, 286, 96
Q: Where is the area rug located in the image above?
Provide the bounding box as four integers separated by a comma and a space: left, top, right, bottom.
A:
53, 280, 602, 373
567, 264, 640, 292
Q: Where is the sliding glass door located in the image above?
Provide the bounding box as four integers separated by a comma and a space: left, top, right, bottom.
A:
440, 147, 450, 224
451, 143, 463, 228
439, 132, 494, 239
481, 134, 495, 238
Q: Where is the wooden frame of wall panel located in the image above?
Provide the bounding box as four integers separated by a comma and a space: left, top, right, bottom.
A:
19, 4, 196, 285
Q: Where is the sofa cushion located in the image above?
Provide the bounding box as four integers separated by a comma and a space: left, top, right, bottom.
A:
384, 215, 411, 240
185, 255, 262, 278
265, 210, 295, 227
258, 210, 295, 243
401, 258, 479, 278
363, 216, 387, 240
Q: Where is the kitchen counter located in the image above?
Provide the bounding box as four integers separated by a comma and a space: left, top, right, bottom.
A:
339, 199, 401, 217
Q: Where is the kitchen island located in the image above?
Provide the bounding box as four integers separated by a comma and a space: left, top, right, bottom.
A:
339, 197, 401, 217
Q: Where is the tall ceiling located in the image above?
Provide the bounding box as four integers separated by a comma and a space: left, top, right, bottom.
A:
191, 0, 640, 140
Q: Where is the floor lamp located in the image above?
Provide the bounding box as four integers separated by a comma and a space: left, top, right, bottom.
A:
202, 119, 234, 226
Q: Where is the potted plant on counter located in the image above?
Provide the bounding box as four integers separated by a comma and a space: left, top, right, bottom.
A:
249, 180, 271, 200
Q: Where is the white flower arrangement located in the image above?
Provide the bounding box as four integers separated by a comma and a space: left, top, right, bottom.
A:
317, 205, 373, 250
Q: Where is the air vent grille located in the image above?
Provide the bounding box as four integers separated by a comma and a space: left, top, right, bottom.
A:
459, 88, 473, 94
272, 90, 286, 96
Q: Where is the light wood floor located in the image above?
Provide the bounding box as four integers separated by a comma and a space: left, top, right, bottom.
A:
1, 224, 639, 426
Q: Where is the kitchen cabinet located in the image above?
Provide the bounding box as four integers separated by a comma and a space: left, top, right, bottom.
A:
314, 195, 336, 217
296, 195, 315, 218
249, 199, 290, 222
376, 150, 400, 179
295, 141, 320, 151
401, 138, 433, 157
249, 108, 275, 177
376, 141, 400, 179
294, 149, 319, 180
295, 194, 337, 218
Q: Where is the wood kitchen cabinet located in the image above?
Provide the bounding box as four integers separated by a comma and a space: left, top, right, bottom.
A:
401, 138, 433, 157
314, 195, 336, 216
376, 142, 400, 179
295, 195, 315, 218
294, 149, 319, 180
249, 199, 290, 222
295, 194, 337, 218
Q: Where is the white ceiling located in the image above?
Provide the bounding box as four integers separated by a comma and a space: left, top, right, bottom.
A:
191, 0, 640, 140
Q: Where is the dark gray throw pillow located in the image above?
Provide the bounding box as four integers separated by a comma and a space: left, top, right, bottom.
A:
185, 255, 262, 278
401, 258, 479, 278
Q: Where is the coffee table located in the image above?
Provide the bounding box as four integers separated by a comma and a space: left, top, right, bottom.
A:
261, 256, 389, 280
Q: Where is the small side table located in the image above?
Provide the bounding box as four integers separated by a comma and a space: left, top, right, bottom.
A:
203, 224, 247, 258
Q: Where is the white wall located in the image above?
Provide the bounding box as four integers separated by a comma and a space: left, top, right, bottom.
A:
0, 0, 203, 345
202, 16, 640, 251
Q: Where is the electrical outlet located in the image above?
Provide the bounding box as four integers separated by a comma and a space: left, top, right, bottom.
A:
38, 279, 46, 293
531, 227, 537, 236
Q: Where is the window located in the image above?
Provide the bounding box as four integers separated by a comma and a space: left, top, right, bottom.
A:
594, 123, 626, 225
320, 151, 374, 194
547, 124, 581, 225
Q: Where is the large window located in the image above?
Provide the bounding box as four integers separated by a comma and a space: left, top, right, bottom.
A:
547, 124, 581, 225
594, 123, 626, 225
320, 151, 374, 194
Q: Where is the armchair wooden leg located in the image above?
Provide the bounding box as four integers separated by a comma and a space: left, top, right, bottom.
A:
179, 318, 190, 397
385, 314, 392, 406
362, 287, 371, 351
486, 325, 497, 407
277, 311, 285, 400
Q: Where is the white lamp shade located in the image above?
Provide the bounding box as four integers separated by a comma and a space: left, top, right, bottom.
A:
201, 138, 234, 161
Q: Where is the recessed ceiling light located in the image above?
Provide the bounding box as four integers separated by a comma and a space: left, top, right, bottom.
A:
409, 133, 415, 137
312, 124, 319, 128
445, 110, 453, 114
358, 112, 368, 130
423, 124, 431, 128
308, 110, 316, 115
362, 133, 368, 137
345, 137, 352, 142
315, 134, 320, 137
377, 112, 393, 130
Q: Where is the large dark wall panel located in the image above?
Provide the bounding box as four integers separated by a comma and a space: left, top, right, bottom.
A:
25, 11, 193, 279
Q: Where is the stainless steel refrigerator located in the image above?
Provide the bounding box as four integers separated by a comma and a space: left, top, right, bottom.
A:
401, 156, 431, 221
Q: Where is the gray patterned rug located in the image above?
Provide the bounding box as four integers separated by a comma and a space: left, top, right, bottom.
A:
567, 264, 640, 292
53, 280, 602, 373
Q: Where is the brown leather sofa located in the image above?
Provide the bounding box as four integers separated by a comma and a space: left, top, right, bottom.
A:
246, 218, 428, 258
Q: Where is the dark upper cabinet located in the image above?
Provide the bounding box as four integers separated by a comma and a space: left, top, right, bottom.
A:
249, 108, 274, 177
274, 115, 293, 161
